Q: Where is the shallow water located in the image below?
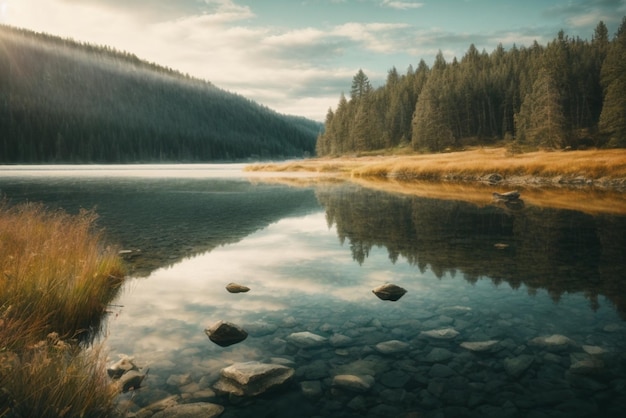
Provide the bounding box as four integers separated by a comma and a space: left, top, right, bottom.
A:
1, 165, 625, 417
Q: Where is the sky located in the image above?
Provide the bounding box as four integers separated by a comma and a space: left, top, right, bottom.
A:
1, 0, 625, 121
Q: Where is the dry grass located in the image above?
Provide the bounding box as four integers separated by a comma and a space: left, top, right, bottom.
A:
247, 147, 626, 181
0, 201, 126, 418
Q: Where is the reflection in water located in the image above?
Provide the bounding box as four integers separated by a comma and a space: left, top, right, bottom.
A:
2, 168, 626, 417
0, 172, 320, 275
316, 183, 626, 318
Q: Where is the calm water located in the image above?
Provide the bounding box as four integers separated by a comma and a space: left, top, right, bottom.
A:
1, 165, 625, 418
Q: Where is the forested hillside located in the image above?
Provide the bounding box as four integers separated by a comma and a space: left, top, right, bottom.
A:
317, 18, 626, 155
0, 25, 320, 163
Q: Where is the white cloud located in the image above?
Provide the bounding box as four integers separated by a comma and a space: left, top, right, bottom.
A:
382, 0, 424, 10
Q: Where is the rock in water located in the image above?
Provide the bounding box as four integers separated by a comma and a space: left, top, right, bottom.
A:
151, 402, 224, 418
460, 340, 500, 352
332, 374, 375, 393
419, 328, 460, 340
372, 283, 407, 301
287, 331, 327, 348
225, 282, 250, 293
213, 362, 294, 396
205, 321, 248, 347
529, 334, 575, 351
503, 354, 534, 378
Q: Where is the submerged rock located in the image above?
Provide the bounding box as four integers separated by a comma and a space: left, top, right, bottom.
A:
375, 340, 410, 355
372, 283, 407, 301
419, 328, 460, 340
205, 321, 248, 347
287, 331, 327, 348
225, 282, 250, 293
503, 354, 534, 378
332, 374, 375, 393
118, 370, 146, 392
107, 355, 139, 379
529, 334, 575, 351
460, 340, 500, 352
213, 361, 294, 397
151, 402, 224, 418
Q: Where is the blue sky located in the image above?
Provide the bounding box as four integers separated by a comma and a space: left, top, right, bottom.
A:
1, 0, 624, 121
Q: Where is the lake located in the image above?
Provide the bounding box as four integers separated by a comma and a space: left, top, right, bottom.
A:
1, 165, 625, 417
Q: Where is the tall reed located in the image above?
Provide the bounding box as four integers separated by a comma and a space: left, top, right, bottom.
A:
0, 200, 126, 417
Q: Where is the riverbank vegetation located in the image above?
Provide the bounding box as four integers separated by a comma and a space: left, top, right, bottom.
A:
246, 147, 626, 189
0, 24, 319, 163
316, 18, 626, 155
0, 202, 125, 417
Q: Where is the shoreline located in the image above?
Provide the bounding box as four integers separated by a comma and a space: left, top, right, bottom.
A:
245, 147, 626, 192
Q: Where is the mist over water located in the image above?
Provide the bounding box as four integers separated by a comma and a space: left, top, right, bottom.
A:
1, 165, 625, 417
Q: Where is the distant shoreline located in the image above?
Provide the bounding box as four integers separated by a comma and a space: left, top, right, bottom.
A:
246, 147, 626, 192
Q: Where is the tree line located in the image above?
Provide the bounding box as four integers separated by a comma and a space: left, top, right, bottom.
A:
317, 18, 626, 155
0, 24, 320, 163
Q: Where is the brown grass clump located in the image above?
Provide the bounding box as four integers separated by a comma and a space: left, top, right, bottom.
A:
0, 201, 126, 417
246, 148, 626, 184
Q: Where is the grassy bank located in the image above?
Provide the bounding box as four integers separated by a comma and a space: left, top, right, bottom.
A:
0, 201, 125, 417
246, 147, 626, 189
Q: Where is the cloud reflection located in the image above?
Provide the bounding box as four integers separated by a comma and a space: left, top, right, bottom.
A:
105, 211, 434, 359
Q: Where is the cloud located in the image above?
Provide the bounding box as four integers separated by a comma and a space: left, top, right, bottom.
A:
544, 0, 625, 31
381, 0, 424, 10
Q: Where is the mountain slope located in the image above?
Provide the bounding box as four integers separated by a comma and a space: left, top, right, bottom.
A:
0, 25, 320, 163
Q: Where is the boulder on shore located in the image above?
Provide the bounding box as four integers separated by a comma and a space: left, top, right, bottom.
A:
372, 283, 407, 301
205, 321, 248, 347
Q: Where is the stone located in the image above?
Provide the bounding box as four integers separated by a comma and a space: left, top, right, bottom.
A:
503, 354, 534, 378
225, 282, 250, 293
332, 374, 375, 393
429, 364, 456, 378
582, 345, 607, 356
213, 362, 294, 397
329, 333, 353, 347
460, 340, 500, 352
204, 321, 248, 347
374, 340, 410, 355
372, 283, 407, 301
529, 334, 575, 351
166, 373, 192, 387
287, 331, 327, 348
425, 347, 454, 363
107, 355, 139, 379
151, 402, 224, 418
300, 380, 323, 398
118, 370, 145, 392
569, 358, 605, 375
419, 328, 460, 340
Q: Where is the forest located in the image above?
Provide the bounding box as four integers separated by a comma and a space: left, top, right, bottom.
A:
317, 18, 626, 155
0, 25, 320, 163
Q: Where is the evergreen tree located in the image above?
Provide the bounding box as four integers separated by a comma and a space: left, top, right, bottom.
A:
516, 68, 567, 148
599, 17, 626, 147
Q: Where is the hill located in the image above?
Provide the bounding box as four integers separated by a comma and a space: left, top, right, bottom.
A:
0, 24, 321, 163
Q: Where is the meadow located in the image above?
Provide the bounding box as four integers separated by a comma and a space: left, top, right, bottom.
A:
246, 147, 626, 188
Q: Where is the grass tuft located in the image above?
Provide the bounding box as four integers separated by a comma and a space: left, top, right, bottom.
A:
0, 200, 126, 418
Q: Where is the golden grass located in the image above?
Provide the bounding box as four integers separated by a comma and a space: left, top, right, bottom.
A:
246, 147, 626, 181
0, 201, 126, 418
246, 148, 626, 215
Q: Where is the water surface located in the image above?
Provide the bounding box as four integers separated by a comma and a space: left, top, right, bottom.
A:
1, 165, 625, 417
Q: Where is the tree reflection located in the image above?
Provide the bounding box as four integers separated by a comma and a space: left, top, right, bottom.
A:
316, 184, 626, 318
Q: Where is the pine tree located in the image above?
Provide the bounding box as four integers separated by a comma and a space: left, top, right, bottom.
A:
599, 17, 626, 147
516, 68, 567, 148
